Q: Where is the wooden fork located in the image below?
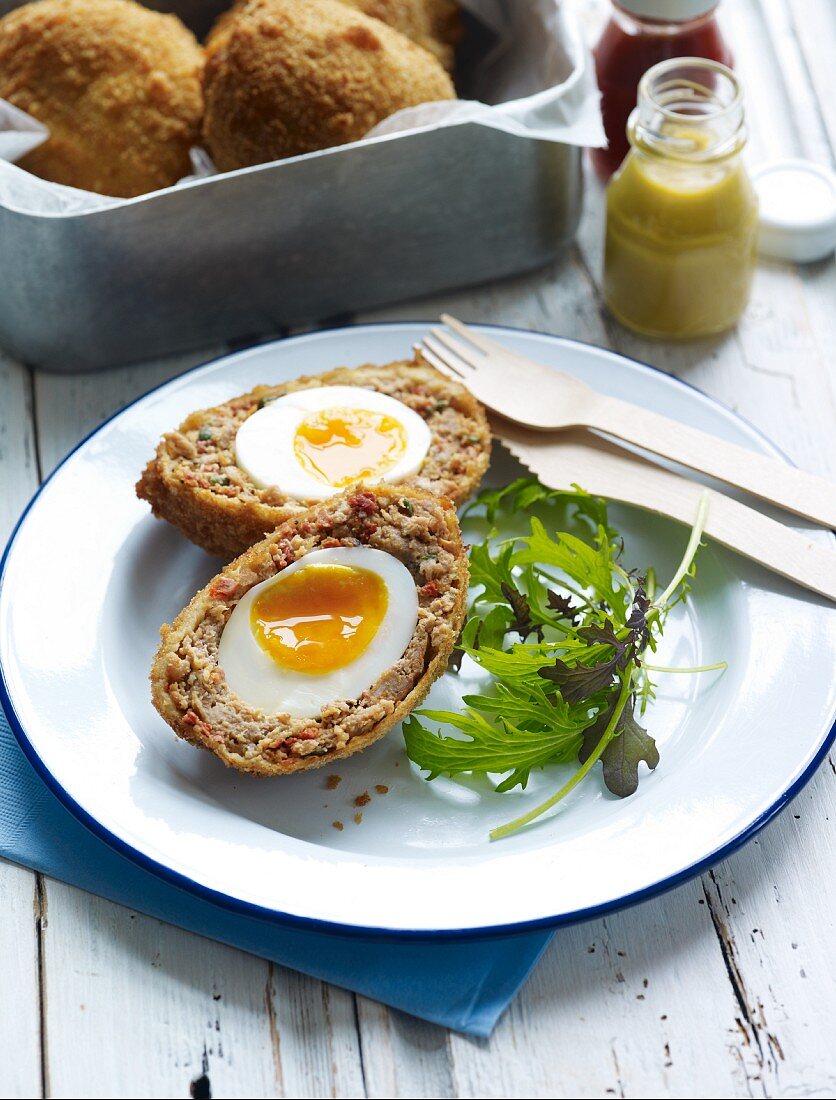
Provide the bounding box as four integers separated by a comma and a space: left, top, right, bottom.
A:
493, 421, 836, 604
417, 315, 836, 530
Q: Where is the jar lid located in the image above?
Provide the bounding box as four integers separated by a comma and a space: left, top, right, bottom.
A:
615, 1, 719, 21
752, 159, 836, 264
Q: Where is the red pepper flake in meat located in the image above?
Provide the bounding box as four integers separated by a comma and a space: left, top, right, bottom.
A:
209, 576, 239, 599
348, 490, 380, 515
286, 727, 319, 746
184, 713, 216, 741
273, 539, 294, 568
420, 581, 442, 598
198, 721, 220, 742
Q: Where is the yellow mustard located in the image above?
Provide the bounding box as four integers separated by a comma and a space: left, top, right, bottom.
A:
604, 60, 758, 340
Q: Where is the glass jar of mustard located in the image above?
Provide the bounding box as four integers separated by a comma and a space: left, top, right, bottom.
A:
603, 58, 758, 339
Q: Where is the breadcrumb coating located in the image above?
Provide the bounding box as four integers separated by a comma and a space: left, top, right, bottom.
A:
209, 0, 462, 70
203, 0, 455, 170
349, 0, 461, 69
0, 0, 204, 197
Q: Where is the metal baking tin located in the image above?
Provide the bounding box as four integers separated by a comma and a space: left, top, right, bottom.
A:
0, 3, 583, 372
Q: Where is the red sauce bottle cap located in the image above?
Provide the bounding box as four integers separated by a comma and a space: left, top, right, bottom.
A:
615, 1, 720, 20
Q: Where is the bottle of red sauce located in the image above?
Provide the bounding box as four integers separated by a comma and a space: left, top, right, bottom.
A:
592, 1, 732, 180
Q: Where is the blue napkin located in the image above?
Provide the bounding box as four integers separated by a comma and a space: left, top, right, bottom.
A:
0, 707, 552, 1036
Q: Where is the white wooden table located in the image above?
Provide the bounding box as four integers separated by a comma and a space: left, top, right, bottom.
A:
1, 1, 834, 1096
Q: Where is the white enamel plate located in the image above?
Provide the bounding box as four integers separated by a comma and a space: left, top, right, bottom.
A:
1, 324, 834, 936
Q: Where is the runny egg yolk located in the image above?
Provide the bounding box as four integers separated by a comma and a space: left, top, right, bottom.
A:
250, 564, 389, 675
293, 407, 407, 488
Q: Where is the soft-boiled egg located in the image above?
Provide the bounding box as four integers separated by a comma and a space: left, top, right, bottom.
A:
217, 546, 419, 718
234, 385, 432, 500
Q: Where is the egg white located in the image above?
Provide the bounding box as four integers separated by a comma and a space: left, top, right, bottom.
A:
234, 385, 432, 500
217, 546, 420, 719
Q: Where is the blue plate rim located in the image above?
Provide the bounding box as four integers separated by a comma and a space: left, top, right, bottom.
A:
1, 320, 834, 942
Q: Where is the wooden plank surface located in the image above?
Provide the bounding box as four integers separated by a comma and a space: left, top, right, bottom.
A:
27, 353, 279, 1100
0, 356, 43, 1100
0, 0, 833, 1096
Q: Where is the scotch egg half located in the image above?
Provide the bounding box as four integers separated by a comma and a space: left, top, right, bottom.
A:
150, 483, 469, 775
218, 546, 419, 718
137, 359, 491, 560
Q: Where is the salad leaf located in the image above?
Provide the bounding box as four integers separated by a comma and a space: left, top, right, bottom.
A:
402, 702, 583, 793
500, 581, 542, 641
511, 517, 623, 610
539, 654, 618, 705
540, 620, 630, 701
404, 480, 717, 839
579, 695, 659, 797
547, 591, 578, 623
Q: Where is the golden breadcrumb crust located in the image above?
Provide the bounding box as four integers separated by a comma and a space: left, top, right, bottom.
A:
0, 0, 204, 197
136, 357, 491, 560
422, 0, 461, 52
326, 0, 461, 69
203, 0, 455, 170
150, 483, 468, 775
208, 0, 462, 70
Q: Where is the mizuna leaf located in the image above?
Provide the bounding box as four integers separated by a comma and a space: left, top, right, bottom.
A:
547, 591, 578, 624
626, 578, 651, 654
402, 477, 712, 838
500, 581, 542, 641
538, 656, 618, 703
402, 709, 582, 792
578, 696, 660, 797
538, 621, 629, 703
511, 518, 621, 606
